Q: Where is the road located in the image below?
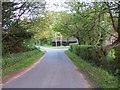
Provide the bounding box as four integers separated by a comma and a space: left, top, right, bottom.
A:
3, 48, 90, 88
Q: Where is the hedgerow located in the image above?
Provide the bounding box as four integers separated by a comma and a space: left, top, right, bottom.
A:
69, 44, 120, 76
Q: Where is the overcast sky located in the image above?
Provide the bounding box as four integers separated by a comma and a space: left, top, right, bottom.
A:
45, 0, 98, 12
8, 0, 114, 20
45, 0, 67, 12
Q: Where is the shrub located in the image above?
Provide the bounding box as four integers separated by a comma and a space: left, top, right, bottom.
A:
69, 44, 120, 75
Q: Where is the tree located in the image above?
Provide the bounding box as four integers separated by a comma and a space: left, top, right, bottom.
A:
53, 1, 120, 46
104, 1, 120, 46
2, 1, 46, 54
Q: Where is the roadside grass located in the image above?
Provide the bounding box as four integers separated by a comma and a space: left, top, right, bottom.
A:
2, 50, 44, 77
65, 50, 118, 89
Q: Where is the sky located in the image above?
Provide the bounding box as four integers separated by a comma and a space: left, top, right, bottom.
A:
45, 0, 67, 12
45, 0, 92, 12
44, 0, 101, 12
8, 0, 114, 20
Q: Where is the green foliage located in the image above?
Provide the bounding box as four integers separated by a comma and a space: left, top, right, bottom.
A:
69, 44, 119, 75
2, 2, 45, 29
22, 38, 36, 50
52, 1, 120, 45
2, 50, 40, 69
2, 20, 34, 55
2, 1, 46, 54
2, 50, 44, 76
106, 49, 115, 62
2, 2, 17, 28
65, 50, 118, 88
52, 11, 106, 45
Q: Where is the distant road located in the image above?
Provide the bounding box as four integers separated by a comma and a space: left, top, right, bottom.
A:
3, 48, 89, 88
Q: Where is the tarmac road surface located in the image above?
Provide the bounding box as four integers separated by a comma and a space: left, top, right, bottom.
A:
3, 48, 90, 88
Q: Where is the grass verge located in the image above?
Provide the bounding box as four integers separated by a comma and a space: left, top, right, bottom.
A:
2, 50, 44, 77
65, 50, 118, 89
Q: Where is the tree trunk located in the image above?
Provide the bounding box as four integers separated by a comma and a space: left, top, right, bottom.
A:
111, 2, 120, 46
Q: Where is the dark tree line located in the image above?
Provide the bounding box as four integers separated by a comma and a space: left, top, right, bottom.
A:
2, 1, 46, 54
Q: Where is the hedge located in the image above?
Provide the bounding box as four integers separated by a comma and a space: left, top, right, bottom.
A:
69, 44, 120, 75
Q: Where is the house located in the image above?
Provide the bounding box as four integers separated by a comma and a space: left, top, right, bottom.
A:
105, 36, 117, 46
52, 37, 78, 46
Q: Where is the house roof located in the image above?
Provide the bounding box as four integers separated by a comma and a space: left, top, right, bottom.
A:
52, 37, 77, 42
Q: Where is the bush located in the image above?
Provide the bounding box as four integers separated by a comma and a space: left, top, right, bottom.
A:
65, 50, 118, 88
69, 44, 120, 75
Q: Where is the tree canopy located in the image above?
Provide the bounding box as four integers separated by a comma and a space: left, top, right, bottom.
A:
52, 1, 120, 46
2, 1, 120, 54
